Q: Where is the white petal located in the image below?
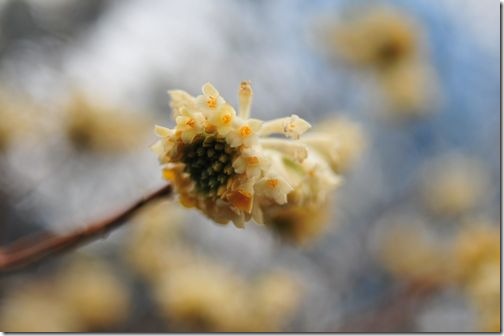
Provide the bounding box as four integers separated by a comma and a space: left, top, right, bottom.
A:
248, 118, 263, 131
285, 115, 311, 139
202, 82, 219, 97
258, 115, 311, 139
150, 140, 164, 156
259, 138, 309, 163
251, 198, 264, 224
154, 125, 173, 137
255, 176, 293, 204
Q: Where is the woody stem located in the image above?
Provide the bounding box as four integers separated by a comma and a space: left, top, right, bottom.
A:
0, 183, 173, 272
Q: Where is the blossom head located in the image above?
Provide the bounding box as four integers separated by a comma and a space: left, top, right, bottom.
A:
152, 82, 341, 228
324, 8, 419, 70
155, 261, 252, 332
263, 200, 331, 245
64, 93, 150, 153
0, 90, 35, 153
372, 212, 453, 286
452, 221, 500, 332
419, 154, 489, 217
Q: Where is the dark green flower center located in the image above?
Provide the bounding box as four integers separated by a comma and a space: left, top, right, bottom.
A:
182, 135, 237, 195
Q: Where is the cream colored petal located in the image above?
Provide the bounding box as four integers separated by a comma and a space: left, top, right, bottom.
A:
259, 138, 309, 163
232, 156, 247, 174
168, 90, 196, 116
167, 89, 193, 100
255, 176, 293, 204
202, 82, 220, 97
248, 118, 263, 132
259, 115, 311, 139
285, 115, 311, 139
226, 132, 242, 148
150, 140, 165, 156
251, 198, 264, 224
181, 130, 197, 144
154, 125, 173, 137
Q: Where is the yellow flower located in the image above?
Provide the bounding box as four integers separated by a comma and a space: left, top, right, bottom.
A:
322, 8, 419, 70
378, 60, 439, 117
175, 112, 206, 144
419, 154, 489, 217
262, 200, 331, 245
452, 222, 500, 332
154, 261, 254, 332
226, 118, 263, 148
452, 224, 500, 283
251, 271, 301, 331
373, 213, 453, 285
208, 103, 236, 136
301, 117, 366, 173
0, 89, 37, 152
196, 82, 227, 114
255, 175, 294, 204
319, 8, 439, 116
232, 148, 271, 178
467, 261, 500, 311
0, 280, 83, 332
152, 81, 342, 228
168, 89, 197, 117
56, 257, 131, 329
123, 200, 191, 282
154, 258, 302, 332
0, 256, 131, 332
64, 92, 151, 152
259, 114, 311, 140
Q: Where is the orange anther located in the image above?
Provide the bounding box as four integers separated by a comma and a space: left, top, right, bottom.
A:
221, 113, 232, 124
240, 126, 252, 137
245, 156, 259, 165
207, 96, 218, 109
186, 118, 196, 128
267, 179, 279, 188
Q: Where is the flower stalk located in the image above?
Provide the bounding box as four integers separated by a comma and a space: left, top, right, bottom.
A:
0, 184, 173, 272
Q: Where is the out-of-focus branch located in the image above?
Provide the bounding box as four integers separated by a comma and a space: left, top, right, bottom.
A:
0, 183, 173, 272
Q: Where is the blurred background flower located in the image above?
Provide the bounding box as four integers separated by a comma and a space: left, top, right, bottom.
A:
0, 0, 499, 332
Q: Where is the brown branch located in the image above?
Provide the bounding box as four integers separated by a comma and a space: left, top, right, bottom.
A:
0, 183, 173, 272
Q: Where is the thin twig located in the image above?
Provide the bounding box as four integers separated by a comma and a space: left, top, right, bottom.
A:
0, 183, 173, 272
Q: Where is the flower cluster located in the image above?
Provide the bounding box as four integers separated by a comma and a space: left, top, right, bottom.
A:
0, 256, 131, 332
152, 82, 341, 228
453, 222, 500, 332
323, 8, 419, 70
0, 89, 35, 153
123, 199, 302, 332
155, 261, 300, 332
320, 8, 439, 115
419, 154, 488, 217
373, 212, 453, 286
64, 93, 151, 153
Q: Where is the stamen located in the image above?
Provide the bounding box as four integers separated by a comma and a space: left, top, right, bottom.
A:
207, 96, 218, 109
221, 113, 232, 124
267, 179, 279, 188
186, 118, 196, 128
240, 126, 252, 137
259, 115, 311, 139
245, 156, 260, 165
259, 138, 309, 163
